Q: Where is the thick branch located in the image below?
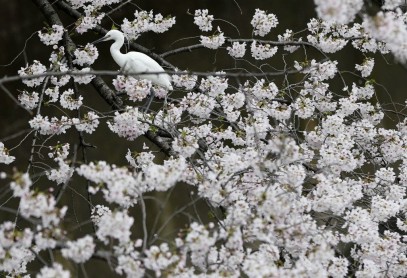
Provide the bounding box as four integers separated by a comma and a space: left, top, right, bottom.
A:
32, 0, 62, 25
145, 130, 177, 157
91, 75, 123, 110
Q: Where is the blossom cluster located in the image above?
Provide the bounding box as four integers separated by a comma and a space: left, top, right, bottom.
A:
278, 29, 300, 52
46, 143, 74, 184
76, 5, 105, 34
171, 71, 198, 90
61, 235, 95, 263
29, 112, 100, 135
181, 92, 217, 119
37, 263, 70, 278
153, 104, 183, 129
38, 24, 64, 46
45, 86, 59, 102
73, 43, 99, 66
250, 40, 278, 59
0, 142, 15, 164
194, 9, 214, 32
355, 57, 375, 77
306, 19, 348, 53
227, 42, 247, 58
363, 10, 407, 63
251, 9, 279, 36
29, 114, 72, 135
121, 10, 176, 40
60, 89, 83, 110
0, 221, 35, 275
77, 160, 144, 207
18, 90, 39, 110
200, 27, 225, 49
314, 0, 363, 24
67, 0, 122, 9
49, 46, 71, 86
72, 111, 100, 133
113, 75, 152, 101
67, 0, 125, 33
18, 60, 47, 87
73, 67, 95, 84
383, 0, 404, 9
199, 74, 228, 97
107, 107, 149, 140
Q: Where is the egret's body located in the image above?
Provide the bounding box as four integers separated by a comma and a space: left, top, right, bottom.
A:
95, 30, 173, 90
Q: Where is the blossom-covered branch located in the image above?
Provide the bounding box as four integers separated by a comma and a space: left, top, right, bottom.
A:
2, 0, 407, 277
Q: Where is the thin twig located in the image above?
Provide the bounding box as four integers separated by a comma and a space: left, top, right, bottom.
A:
0, 129, 33, 142
161, 38, 329, 58
139, 194, 148, 253
55, 144, 78, 203
0, 84, 33, 115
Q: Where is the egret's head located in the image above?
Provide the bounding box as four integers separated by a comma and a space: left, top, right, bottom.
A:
93, 30, 124, 44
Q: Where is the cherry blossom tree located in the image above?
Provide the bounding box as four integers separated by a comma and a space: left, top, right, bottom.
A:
1, 0, 407, 277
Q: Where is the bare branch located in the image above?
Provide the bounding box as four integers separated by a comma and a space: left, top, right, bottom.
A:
161, 39, 329, 59
0, 68, 303, 85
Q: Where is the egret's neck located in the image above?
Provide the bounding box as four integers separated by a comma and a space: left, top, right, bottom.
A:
110, 36, 126, 68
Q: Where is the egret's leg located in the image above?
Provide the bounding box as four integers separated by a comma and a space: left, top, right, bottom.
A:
141, 88, 155, 113
164, 91, 168, 108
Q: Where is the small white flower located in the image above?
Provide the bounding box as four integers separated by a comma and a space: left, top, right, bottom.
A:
113, 76, 152, 102
29, 115, 72, 135
18, 60, 47, 87
73, 43, 99, 66
45, 86, 59, 102
200, 27, 225, 49
383, 0, 404, 10
107, 107, 149, 140
75, 5, 104, 34
73, 67, 95, 84
172, 72, 197, 90
278, 29, 300, 52
96, 210, 134, 244
121, 10, 175, 40
194, 9, 214, 32
37, 263, 70, 278
227, 42, 246, 58
38, 25, 64, 46
0, 142, 15, 164
18, 91, 39, 110
61, 235, 95, 263
60, 89, 83, 110
355, 57, 374, 77
251, 9, 278, 37
199, 74, 228, 98
251, 41, 277, 60
314, 0, 363, 24
73, 111, 100, 134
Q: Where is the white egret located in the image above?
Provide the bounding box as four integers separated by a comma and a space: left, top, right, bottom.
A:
94, 30, 173, 90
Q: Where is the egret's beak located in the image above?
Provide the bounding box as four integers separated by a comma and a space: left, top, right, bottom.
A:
92, 36, 107, 44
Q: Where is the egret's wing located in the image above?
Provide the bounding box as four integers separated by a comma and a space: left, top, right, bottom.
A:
126, 52, 172, 89
122, 54, 147, 73
126, 52, 165, 72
